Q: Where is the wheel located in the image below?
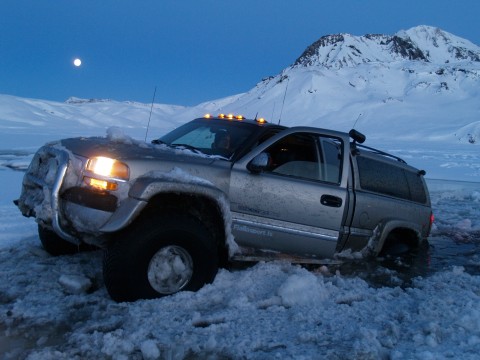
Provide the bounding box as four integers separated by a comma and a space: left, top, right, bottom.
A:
103, 213, 219, 302
379, 232, 417, 256
38, 224, 83, 256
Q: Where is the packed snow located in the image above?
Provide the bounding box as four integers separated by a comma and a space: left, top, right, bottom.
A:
1, 25, 480, 359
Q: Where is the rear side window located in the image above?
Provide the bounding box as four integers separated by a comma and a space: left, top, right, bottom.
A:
356, 156, 426, 203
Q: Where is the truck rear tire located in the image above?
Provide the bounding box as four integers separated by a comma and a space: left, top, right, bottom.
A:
103, 213, 219, 302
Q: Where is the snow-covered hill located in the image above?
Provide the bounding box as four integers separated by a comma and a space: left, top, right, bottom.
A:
0, 94, 187, 149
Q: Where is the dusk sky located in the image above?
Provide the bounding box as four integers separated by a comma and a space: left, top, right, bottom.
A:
1, 0, 479, 106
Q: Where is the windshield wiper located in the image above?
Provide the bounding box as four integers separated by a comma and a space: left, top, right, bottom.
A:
171, 143, 204, 154
151, 139, 166, 145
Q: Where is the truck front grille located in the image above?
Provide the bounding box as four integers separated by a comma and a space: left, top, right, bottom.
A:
17, 146, 70, 220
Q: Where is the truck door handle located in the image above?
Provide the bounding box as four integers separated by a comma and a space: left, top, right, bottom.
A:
320, 195, 343, 208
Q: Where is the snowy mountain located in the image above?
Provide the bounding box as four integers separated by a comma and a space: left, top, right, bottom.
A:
294, 26, 480, 68
209, 26, 480, 145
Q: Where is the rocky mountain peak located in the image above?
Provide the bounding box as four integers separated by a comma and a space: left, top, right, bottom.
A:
293, 25, 480, 69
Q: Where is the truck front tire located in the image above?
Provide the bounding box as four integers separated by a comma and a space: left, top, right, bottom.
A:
103, 213, 219, 302
38, 225, 82, 256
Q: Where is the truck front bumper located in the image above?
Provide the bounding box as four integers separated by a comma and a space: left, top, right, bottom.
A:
16, 145, 145, 247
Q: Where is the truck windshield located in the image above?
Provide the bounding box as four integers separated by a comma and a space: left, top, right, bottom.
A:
156, 118, 259, 159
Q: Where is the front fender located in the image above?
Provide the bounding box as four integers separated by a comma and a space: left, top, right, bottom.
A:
128, 175, 226, 203
99, 175, 238, 255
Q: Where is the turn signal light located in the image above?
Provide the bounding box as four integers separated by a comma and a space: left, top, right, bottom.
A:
84, 177, 118, 191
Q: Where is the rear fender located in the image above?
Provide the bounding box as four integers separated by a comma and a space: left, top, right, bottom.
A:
368, 220, 422, 256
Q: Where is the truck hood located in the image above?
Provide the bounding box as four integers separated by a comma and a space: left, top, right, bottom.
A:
60, 136, 217, 166
59, 137, 232, 191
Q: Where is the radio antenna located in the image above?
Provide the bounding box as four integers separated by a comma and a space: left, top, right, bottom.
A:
352, 113, 362, 129
278, 77, 289, 125
271, 102, 276, 122
144, 86, 157, 142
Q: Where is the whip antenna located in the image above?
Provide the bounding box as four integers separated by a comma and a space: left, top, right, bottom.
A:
352, 113, 362, 129
144, 86, 157, 142
271, 102, 276, 122
278, 77, 289, 125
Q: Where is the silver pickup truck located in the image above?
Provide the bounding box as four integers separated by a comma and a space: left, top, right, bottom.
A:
16, 114, 433, 301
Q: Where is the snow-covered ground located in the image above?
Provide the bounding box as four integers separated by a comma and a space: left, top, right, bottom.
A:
0, 111, 479, 359
0, 167, 479, 359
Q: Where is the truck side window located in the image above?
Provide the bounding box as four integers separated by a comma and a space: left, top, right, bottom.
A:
262, 133, 343, 184
357, 156, 410, 200
357, 156, 428, 204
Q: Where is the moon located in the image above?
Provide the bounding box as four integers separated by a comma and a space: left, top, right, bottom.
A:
73, 58, 82, 67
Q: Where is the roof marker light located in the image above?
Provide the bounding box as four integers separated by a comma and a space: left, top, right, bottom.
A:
204, 114, 212, 118
257, 117, 267, 124
218, 113, 225, 118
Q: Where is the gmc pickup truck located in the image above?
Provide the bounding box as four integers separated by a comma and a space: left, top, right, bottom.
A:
16, 114, 433, 301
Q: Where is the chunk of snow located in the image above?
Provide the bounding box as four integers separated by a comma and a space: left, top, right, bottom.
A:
106, 126, 134, 144
140, 340, 161, 359
58, 274, 92, 294
278, 271, 329, 307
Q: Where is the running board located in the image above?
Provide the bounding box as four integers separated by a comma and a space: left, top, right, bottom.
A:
231, 252, 343, 266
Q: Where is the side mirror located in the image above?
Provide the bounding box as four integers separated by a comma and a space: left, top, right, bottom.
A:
349, 129, 366, 144
247, 153, 270, 174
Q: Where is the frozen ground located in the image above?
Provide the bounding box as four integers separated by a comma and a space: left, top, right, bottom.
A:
0, 151, 480, 359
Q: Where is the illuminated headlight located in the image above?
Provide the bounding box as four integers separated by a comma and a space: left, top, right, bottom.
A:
86, 157, 129, 179
84, 156, 129, 191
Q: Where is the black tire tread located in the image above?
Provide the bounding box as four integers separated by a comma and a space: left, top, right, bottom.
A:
103, 212, 218, 302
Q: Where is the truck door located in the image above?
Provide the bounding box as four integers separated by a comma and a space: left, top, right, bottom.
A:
230, 129, 349, 258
